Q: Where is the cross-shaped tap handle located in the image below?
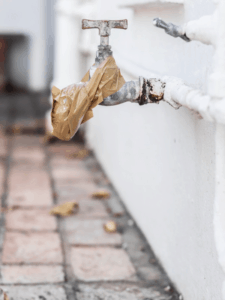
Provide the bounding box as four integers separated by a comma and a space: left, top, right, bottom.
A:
82, 19, 128, 46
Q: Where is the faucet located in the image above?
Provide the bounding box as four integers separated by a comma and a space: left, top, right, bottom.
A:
82, 19, 165, 106
51, 18, 179, 141
153, 18, 191, 42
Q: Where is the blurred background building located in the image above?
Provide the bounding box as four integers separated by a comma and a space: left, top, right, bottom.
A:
0, 0, 224, 299
0, 0, 55, 92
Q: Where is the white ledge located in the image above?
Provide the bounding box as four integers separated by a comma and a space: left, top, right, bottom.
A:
120, 0, 184, 9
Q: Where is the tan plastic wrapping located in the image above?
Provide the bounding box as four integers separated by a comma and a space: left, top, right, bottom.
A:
51, 56, 125, 141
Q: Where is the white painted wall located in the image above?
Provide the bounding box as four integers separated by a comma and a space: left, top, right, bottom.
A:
84, 0, 225, 299
0, 0, 55, 91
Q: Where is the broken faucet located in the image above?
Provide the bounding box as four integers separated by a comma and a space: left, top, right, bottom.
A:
82, 19, 166, 106
51, 18, 181, 141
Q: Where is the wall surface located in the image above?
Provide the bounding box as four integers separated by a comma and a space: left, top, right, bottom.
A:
85, 0, 225, 299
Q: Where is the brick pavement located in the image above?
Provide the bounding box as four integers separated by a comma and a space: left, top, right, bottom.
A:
0, 134, 182, 300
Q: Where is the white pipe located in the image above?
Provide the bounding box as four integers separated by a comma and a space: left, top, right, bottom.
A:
183, 13, 216, 45
162, 76, 225, 124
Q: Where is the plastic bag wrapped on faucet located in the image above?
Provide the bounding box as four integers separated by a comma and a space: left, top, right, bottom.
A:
51, 56, 125, 141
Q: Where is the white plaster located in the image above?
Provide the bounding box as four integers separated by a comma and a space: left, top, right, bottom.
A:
84, 0, 225, 299
51, 0, 225, 298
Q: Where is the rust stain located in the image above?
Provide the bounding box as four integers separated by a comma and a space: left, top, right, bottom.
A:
138, 79, 147, 106
138, 79, 165, 105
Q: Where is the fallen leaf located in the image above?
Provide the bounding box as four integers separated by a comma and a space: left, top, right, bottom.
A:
104, 220, 117, 233
68, 149, 90, 159
91, 190, 110, 199
50, 201, 79, 217
113, 211, 124, 217
0, 206, 19, 213
0, 289, 9, 300
4, 293, 9, 300
12, 124, 21, 134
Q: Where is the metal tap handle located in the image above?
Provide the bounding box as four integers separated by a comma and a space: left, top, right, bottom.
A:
82, 19, 128, 46
153, 18, 190, 42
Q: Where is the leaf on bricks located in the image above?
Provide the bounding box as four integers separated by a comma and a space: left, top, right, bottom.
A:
4, 293, 9, 300
12, 124, 21, 135
50, 201, 79, 217
104, 220, 117, 233
91, 190, 111, 199
67, 149, 90, 159
1, 206, 19, 213
0, 289, 9, 300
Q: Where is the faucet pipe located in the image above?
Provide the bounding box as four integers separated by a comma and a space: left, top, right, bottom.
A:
100, 77, 165, 106
153, 14, 216, 46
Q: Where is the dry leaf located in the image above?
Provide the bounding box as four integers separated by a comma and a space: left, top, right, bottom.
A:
113, 212, 124, 218
12, 124, 21, 134
4, 293, 9, 300
50, 201, 79, 217
68, 149, 90, 159
0, 289, 9, 300
104, 220, 117, 233
1, 206, 19, 213
91, 190, 110, 199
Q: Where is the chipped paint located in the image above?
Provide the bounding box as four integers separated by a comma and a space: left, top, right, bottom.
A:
137, 77, 165, 106
100, 77, 165, 106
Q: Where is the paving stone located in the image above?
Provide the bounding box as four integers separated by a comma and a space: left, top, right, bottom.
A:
0, 285, 67, 300
107, 196, 125, 217
47, 143, 82, 156
12, 145, 45, 163
58, 199, 109, 219
2, 232, 63, 264
70, 247, 136, 281
67, 199, 109, 218
12, 135, 42, 147
50, 156, 84, 167
79, 199, 109, 218
8, 167, 53, 207
52, 167, 93, 182
76, 283, 171, 300
5, 209, 57, 231
1, 265, 64, 284
55, 181, 99, 201
63, 219, 122, 246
